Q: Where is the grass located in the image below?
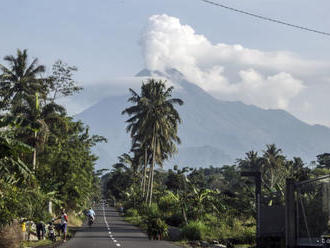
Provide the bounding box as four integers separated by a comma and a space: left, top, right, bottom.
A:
67, 212, 83, 227
21, 239, 53, 247
124, 215, 147, 230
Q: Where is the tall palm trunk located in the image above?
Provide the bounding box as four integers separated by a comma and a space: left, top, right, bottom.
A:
148, 129, 157, 206
142, 148, 148, 197
32, 92, 39, 172
33, 130, 37, 171
145, 167, 151, 204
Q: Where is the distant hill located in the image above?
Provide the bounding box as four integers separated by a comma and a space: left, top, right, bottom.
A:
77, 69, 330, 169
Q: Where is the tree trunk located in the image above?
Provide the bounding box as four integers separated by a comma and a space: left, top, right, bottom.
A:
182, 203, 188, 224
145, 167, 151, 204
32, 131, 37, 171
148, 157, 155, 206
148, 133, 157, 206
142, 148, 148, 197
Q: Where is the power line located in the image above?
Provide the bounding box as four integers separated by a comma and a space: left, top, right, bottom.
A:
200, 0, 330, 36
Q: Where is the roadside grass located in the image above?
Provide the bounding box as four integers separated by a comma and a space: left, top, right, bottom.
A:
124, 215, 147, 230
68, 212, 83, 227
21, 239, 52, 247
175, 240, 253, 248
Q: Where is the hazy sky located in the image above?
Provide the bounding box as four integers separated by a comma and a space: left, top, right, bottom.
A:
1, 0, 330, 125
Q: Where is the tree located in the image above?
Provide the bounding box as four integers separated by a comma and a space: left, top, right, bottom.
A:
316, 153, 330, 169
122, 79, 183, 205
11, 93, 66, 171
0, 49, 46, 111
47, 60, 82, 101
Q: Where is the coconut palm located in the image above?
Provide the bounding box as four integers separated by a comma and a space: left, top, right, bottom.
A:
238, 150, 264, 172
262, 144, 286, 190
12, 93, 66, 171
0, 49, 46, 110
122, 79, 183, 205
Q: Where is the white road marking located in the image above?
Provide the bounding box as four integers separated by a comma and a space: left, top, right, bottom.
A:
102, 203, 122, 247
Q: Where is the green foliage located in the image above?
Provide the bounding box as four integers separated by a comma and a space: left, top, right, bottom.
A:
0, 50, 104, 231
145, 216, 168, 240
122, 79, 183, 205
126, 208, 139, 218
144, 203, 161, 218
182, 221, 208, 241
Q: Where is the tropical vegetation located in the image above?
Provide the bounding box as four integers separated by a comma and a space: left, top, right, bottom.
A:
0, 49, 105, 244
103, 78, 330, 246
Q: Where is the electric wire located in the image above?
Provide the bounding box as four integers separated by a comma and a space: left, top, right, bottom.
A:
201, 0, 330, 36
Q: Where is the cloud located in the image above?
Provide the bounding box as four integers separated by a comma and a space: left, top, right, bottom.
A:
60, 76, 178, 115
140, 14, 330, 110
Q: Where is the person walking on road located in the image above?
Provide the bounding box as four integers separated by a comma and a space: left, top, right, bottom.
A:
57, 209, 68, 242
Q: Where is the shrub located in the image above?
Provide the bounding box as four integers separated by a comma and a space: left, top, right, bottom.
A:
182, 221, 208, 241
145, 216, 168, 240
125, 208, 139, 218
142, 203, 161, 218
158, 193, 177, 213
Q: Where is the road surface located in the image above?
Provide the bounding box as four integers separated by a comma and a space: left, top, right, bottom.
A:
61, 203, 179, 248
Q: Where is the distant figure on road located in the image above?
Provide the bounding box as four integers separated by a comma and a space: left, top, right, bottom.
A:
87, 207, 95, 221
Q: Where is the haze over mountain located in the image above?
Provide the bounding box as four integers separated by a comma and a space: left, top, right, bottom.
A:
76, 68, 330, 169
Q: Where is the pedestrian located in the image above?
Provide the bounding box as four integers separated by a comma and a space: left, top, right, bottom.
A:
36, 221, 46, 240
56, 208, 68, 242
26, 220, 33, 241
21, 219, 26, 241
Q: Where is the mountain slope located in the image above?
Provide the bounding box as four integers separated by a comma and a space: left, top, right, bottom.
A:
77, 70, 330, 169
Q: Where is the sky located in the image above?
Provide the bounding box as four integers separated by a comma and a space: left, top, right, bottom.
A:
1, 0, 330, 125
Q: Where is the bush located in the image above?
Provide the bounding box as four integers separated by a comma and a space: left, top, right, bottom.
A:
125, 208, 139, 218
216, 217, 256, 244
142, 203, 161, 218
182, 221, 208, 241
145, 216, 168, 240
158, 193, 177, 213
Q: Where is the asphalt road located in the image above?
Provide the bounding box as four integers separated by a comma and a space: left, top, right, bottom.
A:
61, 203, 179, 248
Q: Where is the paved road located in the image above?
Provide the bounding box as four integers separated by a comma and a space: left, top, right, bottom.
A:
61, 203, 179, 248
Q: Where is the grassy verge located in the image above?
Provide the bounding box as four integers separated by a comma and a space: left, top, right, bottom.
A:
124, 215, 147, 230
20, 225, 78, 247
21, 239, 53, 247
175, 240, 253, 248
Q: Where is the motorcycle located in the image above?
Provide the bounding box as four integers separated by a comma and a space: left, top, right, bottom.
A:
88, 215, 94, 227
48, 219, 56, 243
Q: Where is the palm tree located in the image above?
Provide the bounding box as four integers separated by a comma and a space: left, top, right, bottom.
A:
238, 150, 264, 172
262, 144, 286, 190
0, 49, 46, 110
12, 93, 66, 171
122, 79, 183, 205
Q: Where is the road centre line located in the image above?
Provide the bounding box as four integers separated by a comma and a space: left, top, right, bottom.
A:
102, 203, 122, 247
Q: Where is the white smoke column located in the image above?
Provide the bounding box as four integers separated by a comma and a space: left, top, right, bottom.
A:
140, 14, 309, 110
